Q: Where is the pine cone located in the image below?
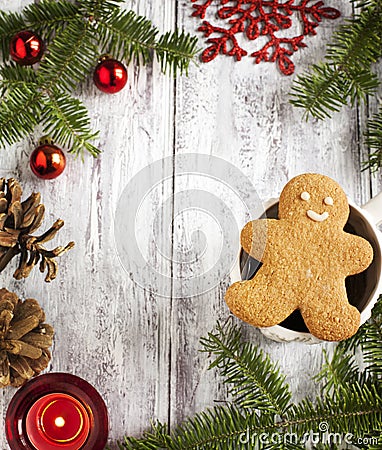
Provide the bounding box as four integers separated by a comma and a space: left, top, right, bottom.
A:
0, 288, 54, 388
0, 178, 74, 282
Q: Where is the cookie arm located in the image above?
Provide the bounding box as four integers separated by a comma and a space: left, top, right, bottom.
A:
343, 234, 374, 276
240, 219, 272, 262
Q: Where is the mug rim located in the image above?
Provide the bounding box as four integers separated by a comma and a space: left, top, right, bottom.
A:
229, 197, 382, 344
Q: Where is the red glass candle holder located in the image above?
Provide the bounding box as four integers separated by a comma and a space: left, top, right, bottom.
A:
5, 373, 108, 450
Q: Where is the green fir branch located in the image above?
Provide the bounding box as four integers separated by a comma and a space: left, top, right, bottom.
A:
290, 64, 350, 119
336, 296, 382, 369
290, 3, 382, 118
317, 297, 382, 390
77, 0, 124, 18
95, 9, 198, 75
41, 91, 100, 158
325, 8, 382, 69
39, 18, 98, 92
0, 64, 98, 157
23, 0, 79, 41
315, 347, 362, 394
0, 85, 42, 146
358, 295, 382, 376
163, 405, 258, 450
0, 63, 39, 93
121, 405, 298, 450
120, 422, 171, 450
289, 381, 382, 436
0, 65, 43, 147
120, 299, 382, 449
346, 67, 380, 106
155, 30, 199, 76
200, 320, 292, 415
364, 106, 382, 172
96, 9, 158, 64
119, 383, 382, 449
0, 11, 25, 58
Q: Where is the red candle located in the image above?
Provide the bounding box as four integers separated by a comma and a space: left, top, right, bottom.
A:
6, 373, 108, 450
25, 393, 91, 450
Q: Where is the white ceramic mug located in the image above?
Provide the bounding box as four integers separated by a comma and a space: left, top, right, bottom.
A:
230, 193, 382, 344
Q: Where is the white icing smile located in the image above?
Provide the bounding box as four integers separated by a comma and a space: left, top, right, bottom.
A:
307, 210, 329, 222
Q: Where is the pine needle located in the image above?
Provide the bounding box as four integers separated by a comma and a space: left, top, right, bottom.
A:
78, 0, 125, 17
0, 86, 42, 147
364, 106, 382, 172
39, 19, 98, 92
23, 0, 79, 41
359, 296, 382, 376
41, 91, 100, 158
96, 9, 158, 64
200, 319, 292, 415
315, 347, 364, 395
0, 63, 39, 92
95, 9, 198, 75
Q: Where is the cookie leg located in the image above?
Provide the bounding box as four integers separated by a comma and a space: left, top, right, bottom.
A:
300, 286, 360, 341
225, 274, 299, 328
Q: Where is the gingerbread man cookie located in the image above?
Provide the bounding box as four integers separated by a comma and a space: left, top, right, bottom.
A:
225, 173, 374, 341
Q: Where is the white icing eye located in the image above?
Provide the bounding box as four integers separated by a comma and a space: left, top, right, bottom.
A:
324, 196, 334, 206
301, 191, 310, 201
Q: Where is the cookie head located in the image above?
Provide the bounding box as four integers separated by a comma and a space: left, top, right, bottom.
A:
278, 173, 349, 228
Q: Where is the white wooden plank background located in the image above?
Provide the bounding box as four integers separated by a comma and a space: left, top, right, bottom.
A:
0, 0, 381, 448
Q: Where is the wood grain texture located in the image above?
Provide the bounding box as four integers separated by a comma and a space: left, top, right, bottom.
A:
0, 0, 381, 449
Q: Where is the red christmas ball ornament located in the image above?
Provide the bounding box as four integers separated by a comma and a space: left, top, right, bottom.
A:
30, 138, 66, 180
93, 56, 128, 94
10, 30, 44, 66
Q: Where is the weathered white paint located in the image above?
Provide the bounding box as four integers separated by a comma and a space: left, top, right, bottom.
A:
0, 1, 381, 449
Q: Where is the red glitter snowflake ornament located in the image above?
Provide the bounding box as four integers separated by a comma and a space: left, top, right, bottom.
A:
191, 0, 340, 75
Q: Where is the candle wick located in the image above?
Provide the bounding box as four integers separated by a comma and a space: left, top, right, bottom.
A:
54, 416, 66, 428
